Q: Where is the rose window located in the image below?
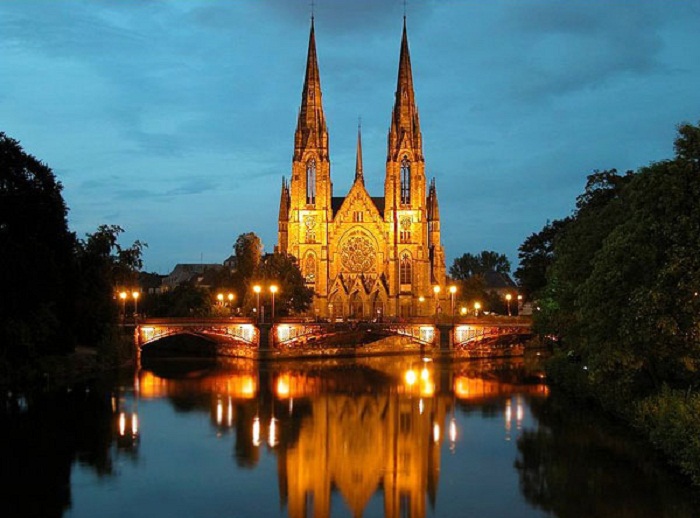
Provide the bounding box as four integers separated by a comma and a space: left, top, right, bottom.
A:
341, 235, 376, 273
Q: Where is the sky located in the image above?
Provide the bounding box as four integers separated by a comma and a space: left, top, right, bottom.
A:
2, 0, 699, 274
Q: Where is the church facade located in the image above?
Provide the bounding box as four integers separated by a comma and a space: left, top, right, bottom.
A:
277, 19, 446, 319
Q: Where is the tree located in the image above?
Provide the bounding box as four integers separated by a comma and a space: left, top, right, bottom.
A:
74, 225, 146, 346
533, 123, 700, 401
254, 253, 314, 315
0, 133, 77, 359
449, 251, 511, 280
515, 218, 571, 299
234, 232, 262, 280
141, 285, 211, 318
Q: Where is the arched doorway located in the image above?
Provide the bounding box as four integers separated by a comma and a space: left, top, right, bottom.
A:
349, 292, 364, 319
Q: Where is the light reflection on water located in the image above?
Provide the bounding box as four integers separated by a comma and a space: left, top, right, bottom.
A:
3, 355, 699, 517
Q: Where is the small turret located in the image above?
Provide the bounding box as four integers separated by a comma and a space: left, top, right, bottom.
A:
354, 122, 364, 185
277, 176, 290, 252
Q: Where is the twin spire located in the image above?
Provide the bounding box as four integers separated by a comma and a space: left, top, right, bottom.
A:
295, 17, 422, 174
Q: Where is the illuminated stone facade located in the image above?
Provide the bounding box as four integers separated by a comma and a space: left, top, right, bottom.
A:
277, 19, 446, 319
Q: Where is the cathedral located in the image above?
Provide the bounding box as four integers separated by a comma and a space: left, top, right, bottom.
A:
277, 18, 446, 319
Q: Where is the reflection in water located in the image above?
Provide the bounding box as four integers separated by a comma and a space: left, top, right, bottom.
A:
3, 356, 699, 517
1, 373, 140, 518
515, 391, 700, 517
134, 357, 548, 518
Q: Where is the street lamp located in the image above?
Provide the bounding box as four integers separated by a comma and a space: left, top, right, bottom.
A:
132, 291, 140, 318
253, 285, 261, 323
506, 293, 512, 316
449, 285, 457, 320
418, 295, 425, 317
217, 293, 224, 306
460, 306, 467, 316
119, 291, 127, 321
473, 301, 481, 317
517, 294, 523, 314
433, 285, 441, 322
270, 285, 278, 323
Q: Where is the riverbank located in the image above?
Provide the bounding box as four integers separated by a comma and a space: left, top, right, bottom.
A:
546, 352, 700, 486
0, 332, 135, 391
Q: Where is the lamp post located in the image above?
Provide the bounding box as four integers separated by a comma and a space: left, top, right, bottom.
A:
418, 295, 425, 317
460, 306, 467, 317
132, 291, 140, 319
433, 285, 441, 322
473, 301, 481, 317
253, 285, 261, 323
270, 285, 278, 323
517, 294, 523, 315
227, 293, 235, 315
506, 293, 512, 316
217, 293, 224, 306
449, 285, 457, 321
119, 291, 127, 322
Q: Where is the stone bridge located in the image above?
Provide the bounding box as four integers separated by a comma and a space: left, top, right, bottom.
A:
134, 316, 532, 359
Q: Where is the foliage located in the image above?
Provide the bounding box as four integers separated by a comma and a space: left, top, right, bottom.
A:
74, 225, 146, 346
0, 133, 77, 359
515, 218, 570, 300
449, 250, 511, 280
141, 285, 211, 318
634, 387, 700, 485
448, 250, 513, 314
534, 121, 700, 484
234, 232, 262, 279
254, 253, 314, 315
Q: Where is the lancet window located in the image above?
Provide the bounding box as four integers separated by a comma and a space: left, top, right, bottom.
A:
304, 254, 316, 285
400, 156, 411, 205
399, 251, 412, 285
306, 159, 316, 205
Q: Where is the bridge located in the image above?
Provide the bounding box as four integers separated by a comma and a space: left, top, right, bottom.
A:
134, 316, 532, 359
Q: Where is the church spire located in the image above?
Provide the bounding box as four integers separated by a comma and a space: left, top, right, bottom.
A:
388, 16, 422, 161
427, 178, 440, 222
295, 18, 328, 160
278, 176, 290, 221
354, 121, 364, 185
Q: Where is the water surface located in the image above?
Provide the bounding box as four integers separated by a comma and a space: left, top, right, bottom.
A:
2, 355, 698, 517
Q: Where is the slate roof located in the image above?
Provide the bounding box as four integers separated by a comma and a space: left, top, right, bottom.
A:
331, 196, 385, 217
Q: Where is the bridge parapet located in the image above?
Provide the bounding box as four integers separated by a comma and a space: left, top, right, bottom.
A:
132, 317, 532, 359
137, 318, 258, 349
272, 322, 438, 351
452, 322, 532, 357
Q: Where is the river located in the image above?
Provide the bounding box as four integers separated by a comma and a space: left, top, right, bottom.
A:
2, 354, 699, 517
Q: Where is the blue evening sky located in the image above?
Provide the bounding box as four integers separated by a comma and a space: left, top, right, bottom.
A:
2, 0, 699, 274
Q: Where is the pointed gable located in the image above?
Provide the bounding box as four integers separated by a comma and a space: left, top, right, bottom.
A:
333, 180, 383, 222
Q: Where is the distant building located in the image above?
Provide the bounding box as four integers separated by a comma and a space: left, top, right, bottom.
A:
223, 255, 238, 272
139, 271, 167, 295
161, 263, 223, 290
482, 271, 518, 298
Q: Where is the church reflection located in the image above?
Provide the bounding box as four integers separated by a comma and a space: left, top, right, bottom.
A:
138, 357, 548, 518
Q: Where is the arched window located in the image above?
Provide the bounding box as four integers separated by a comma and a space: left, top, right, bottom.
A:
306, 159, 316, 205
304, 254, 316, 285
400, 156, 411, 205
400, 251, 412, 285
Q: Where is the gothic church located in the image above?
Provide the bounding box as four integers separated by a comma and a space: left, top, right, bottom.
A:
277, 18, 446, 319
